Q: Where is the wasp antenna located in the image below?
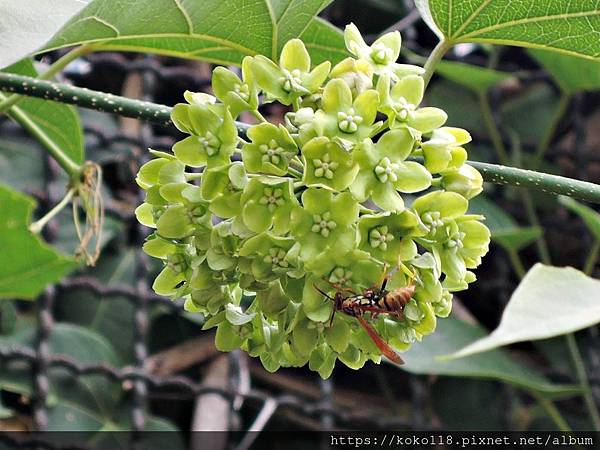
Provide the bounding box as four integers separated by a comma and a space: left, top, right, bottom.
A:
313, 283, 334, 300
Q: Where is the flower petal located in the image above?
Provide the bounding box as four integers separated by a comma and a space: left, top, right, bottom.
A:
322, 78, 353, 113
280, 39, 310, 72
393, 161, 432, 193
372, 182, 405, 212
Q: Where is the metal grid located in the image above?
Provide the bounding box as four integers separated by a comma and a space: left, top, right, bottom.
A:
1, 7, 599, 448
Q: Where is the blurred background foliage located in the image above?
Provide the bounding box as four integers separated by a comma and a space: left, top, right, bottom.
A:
1, 0, 600, 446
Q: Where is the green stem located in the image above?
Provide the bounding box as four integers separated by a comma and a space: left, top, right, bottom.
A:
185, 172, 203, 181
468, 161, 600, 203
4, 98, 81, 177
0, 72, 173, 126
478, 99, 551, 263
533, 94, 571, 169
565, 333, 600, 430
422, 39, 452, 88
531, 391, 573, 432
521, 190, 552, 264
0, 44, 94, 113
29, 189, 76, 234
583, 240, 600, 276
478, 92, 510, 165
250, 109, 267, 122
288, 166, 303, 179
507, 249, 527, 279
2, 74, 600, 204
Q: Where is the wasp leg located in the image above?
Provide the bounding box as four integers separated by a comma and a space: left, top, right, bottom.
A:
323, 277, 358, 295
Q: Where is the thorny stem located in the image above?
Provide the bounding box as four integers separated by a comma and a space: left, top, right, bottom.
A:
422, 39, 452, 89
29, 189, 76, 234
0, 44, 95, 113
2, 73, 600, 204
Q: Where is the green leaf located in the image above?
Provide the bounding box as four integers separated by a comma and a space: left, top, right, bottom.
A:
399, 317, 579, 397
492, 227, 542, 252
0, 185, 76, 300
0, 135, 46, 192
435, 60, 514, 93
45, 0, 335, 64
299, 18, 349, 65
0, 321, 183, 444
530, 49, 600, 94
0, 322, 120, 405
55, 249, 138, 363
559, 196, 600, 240
0, 0, 88, 69
416, 0, 600, 59
447, 264, 600, 359
3, 59, 84, 164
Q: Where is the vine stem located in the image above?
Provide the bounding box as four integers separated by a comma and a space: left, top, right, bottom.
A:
29, 188, 76, 234
506, 249, 526, 279
583, 240, 600, 276
0, 44, 95, 113
565, 333, 600, 430
422, 39, 452, 88
478, 92, 510, 165
2, 95, 81, 177
478, 96, 551, 263
530, 392, 573, 433
533, 94, 571, 169
2, 73, 600, 203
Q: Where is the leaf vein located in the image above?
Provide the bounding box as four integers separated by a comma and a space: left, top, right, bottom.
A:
459, 9, 600, 40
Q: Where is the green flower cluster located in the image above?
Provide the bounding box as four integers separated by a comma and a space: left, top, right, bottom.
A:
135, 24, 490, 378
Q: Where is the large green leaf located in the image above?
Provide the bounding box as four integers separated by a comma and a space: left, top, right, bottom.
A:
0, 0, 89, 69
3, 60, 84, 164
56, 249, 137, 363
44, 0, 335, 65
398, 317, 579, 397
0, 322, 182, 446
416, 0, 600, 59
0, 135, 46, 192
300, 17, 349, 65
0, 322, 119, 402
447, 264, 600, 359
530, 49, 600, 94
0, 185, 76, 300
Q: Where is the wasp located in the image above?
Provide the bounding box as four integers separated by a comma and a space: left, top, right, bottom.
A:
314, 267, 416, 365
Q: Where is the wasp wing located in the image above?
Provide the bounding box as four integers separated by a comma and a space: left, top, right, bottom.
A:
356, 316, 404, 365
